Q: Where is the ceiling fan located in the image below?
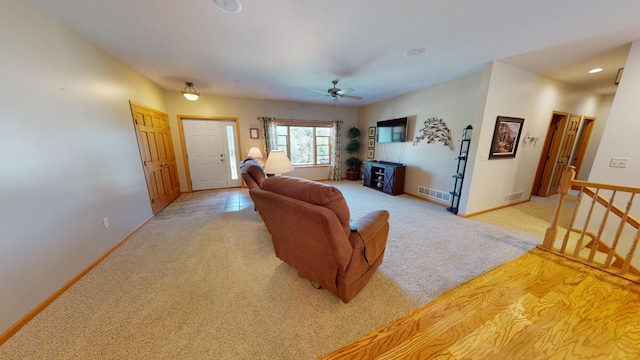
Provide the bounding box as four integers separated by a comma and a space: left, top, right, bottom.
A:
312, 79, 363, 103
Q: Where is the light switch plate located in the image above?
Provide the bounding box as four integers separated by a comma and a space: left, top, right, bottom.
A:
609, 157, 629, 168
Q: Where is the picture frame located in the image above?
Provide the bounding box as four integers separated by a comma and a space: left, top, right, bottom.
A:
367, 148, 375, 159
488, 116, 524, 159
250, 128, 259, 139
368, 126, 376, 137
368, 138, 375, 148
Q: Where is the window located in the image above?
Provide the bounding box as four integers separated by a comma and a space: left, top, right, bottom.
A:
225, 124, 238, 180
276, 122, 332, 166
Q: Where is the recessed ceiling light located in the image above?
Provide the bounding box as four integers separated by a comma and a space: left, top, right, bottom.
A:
405, 47, 425, 57
588, 68, 603, 74
212, 0, 242, 13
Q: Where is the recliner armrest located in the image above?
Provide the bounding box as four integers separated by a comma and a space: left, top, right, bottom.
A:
349, 210, 389, 241
338, 209, 389, 303
348, 210, 389, 262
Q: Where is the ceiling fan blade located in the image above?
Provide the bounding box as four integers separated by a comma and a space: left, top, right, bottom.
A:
311, 89, 327, 94
337, 87, 354, 94
340, 94, 363, 100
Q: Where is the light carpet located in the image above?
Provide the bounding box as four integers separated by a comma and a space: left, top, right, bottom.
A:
469, 193, 577, 238
0, 181, 541, 359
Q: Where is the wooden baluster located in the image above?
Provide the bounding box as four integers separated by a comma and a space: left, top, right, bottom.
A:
605, 193, 635, 267
587, 190, 616, 263
560, 187, 584, 253
621, 228, 640, 275
573, 188, 599, 258
543, 166, 576, 249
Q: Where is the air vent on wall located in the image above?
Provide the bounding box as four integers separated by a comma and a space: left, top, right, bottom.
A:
418, 186, 451, 203
503, 191, 523, 203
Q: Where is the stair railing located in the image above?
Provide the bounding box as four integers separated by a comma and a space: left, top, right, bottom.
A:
540, 165, 640, 282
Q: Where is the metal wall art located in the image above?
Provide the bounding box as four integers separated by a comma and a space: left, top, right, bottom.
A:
413, 117, 454, 151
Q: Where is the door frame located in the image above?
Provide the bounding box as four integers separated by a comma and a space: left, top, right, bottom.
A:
531, 111, 593, 196
177, 115, 242, 193
570, 116, 596, 179
531, 111, 568, 197
130, 101, 181, 213
548, 113, 582, 195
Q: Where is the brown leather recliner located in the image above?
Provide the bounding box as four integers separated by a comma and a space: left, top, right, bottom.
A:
240, 157, 267, 189
250, 176, 389, 303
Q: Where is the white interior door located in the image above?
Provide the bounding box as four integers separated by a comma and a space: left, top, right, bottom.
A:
183, 119, 227, 190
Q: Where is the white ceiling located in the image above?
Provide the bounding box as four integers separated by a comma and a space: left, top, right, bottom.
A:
32, 0, 640, 106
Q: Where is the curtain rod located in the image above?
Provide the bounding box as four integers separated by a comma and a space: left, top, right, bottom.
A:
275, 118, 335, 124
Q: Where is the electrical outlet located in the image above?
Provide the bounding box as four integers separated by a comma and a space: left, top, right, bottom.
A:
102, 217, 110, 228
609, 157, 629, 168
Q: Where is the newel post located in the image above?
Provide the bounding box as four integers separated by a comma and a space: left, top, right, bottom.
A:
542, 165, 576, 249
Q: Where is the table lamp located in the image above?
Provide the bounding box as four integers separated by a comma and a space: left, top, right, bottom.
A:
247, 147, 264, 165
263, 150, 294, 176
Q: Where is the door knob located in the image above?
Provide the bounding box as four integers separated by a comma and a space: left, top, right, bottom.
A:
161, 163, 168, 167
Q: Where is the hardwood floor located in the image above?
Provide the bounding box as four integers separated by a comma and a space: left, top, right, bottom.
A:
320, 248, 640, 359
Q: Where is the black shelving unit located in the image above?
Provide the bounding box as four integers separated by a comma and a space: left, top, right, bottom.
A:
447, 125, 473, 214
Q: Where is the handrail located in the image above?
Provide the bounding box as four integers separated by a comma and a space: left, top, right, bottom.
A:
540, 165, 640, 283
578, 186, 639, 229
573, 180, 640, 194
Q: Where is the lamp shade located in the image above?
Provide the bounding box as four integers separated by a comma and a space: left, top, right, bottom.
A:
247, 147, 263, 159
183, 92, 199, 101
263, 150, 294, 176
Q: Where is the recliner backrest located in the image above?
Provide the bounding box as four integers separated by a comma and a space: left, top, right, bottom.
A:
240, 157, 267, 189
261, 176, 351, 238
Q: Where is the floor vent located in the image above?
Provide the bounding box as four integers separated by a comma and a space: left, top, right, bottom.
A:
503, 191, 524, 203
418, 186, 451, 203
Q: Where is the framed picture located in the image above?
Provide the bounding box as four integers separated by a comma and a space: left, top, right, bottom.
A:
368, 138, 375, 148
367, 149, 375, 159
489, 116, 524, 159
368, 126, 376, 137
250, 128, 259, 139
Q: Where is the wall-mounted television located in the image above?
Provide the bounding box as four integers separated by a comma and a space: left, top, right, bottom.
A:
376, 117, 408, 143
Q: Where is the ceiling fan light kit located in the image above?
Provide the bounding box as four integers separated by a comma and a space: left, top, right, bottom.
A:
311, 79, 363, 104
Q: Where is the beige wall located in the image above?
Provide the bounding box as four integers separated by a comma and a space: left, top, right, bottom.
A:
578, 93, 613, 180
588, 40, 640, 186
2, 0, 635, 340
163, 92, 359, 189
359, 61, 612, 215
0, 1, 166, 334
582, 39, 640, 267
462, 61, 607, 215
358, 72, 484, 203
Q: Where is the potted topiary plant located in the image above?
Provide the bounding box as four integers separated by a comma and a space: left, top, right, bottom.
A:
346, 127, 362, 181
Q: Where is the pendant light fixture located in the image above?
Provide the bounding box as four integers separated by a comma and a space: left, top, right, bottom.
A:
182, 82, 200, 101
